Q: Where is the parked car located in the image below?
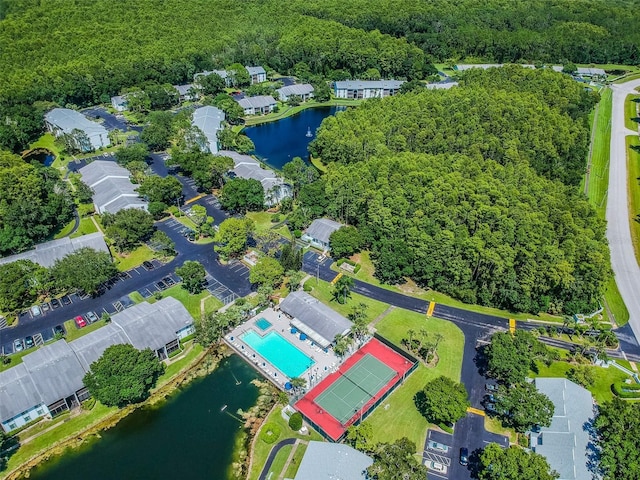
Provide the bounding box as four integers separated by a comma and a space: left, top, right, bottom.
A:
86, 311, 99, 323
143, 261, 154, 270
41, 303, 50, 312
460, 447, 469, 466
74, 315, 87, 328
485, 383, 498, 392
485, 402, 497, 413
155, 281, 167, 290
13, 339, 23, 352
30, 305, 42, 317
485, 393, 496, 403
61, 296, 72, 306
163, 276, 175, 286
25, 336, 35, 349
50, 298, 61, 309
427, 461, 447, 473
54, 324, 66, 337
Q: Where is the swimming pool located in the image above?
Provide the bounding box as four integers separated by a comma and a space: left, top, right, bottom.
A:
255, 317, 272, 331
242, 331, 314, 378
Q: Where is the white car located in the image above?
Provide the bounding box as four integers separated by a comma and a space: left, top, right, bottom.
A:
30, 305, 42, 317
427, 461, 447, 473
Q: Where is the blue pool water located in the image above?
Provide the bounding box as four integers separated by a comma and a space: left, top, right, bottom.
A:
255, 317, 272, 331
242, 331, 314, 378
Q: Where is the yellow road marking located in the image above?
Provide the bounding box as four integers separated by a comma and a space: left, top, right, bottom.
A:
184, 194, 205, 205
426, 301, 436, 317
509, 318, 516, 335
467, 407, 485, 416
331, 272, 343, 285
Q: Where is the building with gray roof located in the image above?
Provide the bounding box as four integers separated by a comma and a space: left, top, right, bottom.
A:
0, 298, 195, 433
194, 69, 233, 87
0, 232, 109, 268
530, 378, 595, 480
192, 106, 225, 154
79, 160, 147, 214
220, 151, 292, 206
425, 81, 459, 90
454, 64, 535, 71
174, 84, 197, 101
44, 108, 110, 152
276, 83, 314, 102
334, 80, 404, 99
245, 66, 267, 84
237, 95, 277, 115
294, 440, 372, 480
111, 95, 128, 112
301, 218, 344, 251
279, 291, 352, 349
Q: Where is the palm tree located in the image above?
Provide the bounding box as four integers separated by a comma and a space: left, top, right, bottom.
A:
332, 276, 354, 304
406, 329, 415, 352
290, 377, 307, 395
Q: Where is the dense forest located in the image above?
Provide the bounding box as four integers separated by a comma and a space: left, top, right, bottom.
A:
305, 68, 609, 314
1, 0, 639, 151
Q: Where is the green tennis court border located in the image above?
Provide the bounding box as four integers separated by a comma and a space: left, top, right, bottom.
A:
314, 354, 396, 424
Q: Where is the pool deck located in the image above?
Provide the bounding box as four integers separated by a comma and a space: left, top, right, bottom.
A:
225, 307, 340, 391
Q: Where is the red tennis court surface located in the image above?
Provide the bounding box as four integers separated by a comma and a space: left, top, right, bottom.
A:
294, 337, 415, 441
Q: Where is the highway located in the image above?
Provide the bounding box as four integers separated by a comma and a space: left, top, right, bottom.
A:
607, 79, 640, 346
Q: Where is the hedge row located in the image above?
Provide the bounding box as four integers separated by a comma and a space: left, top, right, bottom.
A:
336, 258, 361, 274
612, 382, 640, 399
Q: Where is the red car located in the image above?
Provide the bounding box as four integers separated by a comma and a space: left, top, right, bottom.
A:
74, 315, 87, 328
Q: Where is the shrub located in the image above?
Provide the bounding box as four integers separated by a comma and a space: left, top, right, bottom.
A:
271, 213, 281, 223
294, 229, 302, 238
612, 381, 640, 399
303, 281, 313, 292
289, 412, 303, 431
260, 422, 282, 444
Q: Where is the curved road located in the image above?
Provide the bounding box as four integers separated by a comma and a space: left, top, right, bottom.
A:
608, 79, 640, 345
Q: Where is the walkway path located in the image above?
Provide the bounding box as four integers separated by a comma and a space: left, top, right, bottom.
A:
258, 438, 296, 480
607, 79, 640, 346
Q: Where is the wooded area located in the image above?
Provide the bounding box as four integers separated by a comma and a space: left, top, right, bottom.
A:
306, 68, 610, 314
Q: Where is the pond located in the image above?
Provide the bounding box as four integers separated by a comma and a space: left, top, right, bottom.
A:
28, 355, 260, 480
22, 148, 55, 167
243, 106, 344, 170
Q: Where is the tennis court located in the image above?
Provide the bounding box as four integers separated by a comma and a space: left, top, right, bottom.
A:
315, 354, 396, 423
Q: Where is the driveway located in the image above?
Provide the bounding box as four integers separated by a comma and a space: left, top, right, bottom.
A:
607, 79, 640, 347
82, 106, 133, 132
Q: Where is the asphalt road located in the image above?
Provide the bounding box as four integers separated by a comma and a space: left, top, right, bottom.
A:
82, 106, 141, 133
607, 79, 640, 346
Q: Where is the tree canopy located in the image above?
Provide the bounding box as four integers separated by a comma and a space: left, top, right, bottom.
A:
102, 208, 155, 252
214, 217, 254, 259
220, 178, 264, 213
485, 331, 554, 385
595, 398, 640, 480
50, 247, 118, 294
83, 344, 164, 407
478, 443, 559, 480
175, 261, 206, 294
415, 375, 469, 425
367, 438, 428, 480
249, 257, 284, 287
494, 383, 554, 432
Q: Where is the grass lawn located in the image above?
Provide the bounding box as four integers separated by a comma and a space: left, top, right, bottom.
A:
625, 94, 640, 131
153, 284, 211, 321
242, 98, 362, 127
129, 291, 145, 304
303, 277, 389, 321
3, 402, 117, 475
53, 219, 77, 239
627, 135, 640, 265
28, 133, 64, 169
69, 217, 99, 239
264, 444, 292, 479
63, 319, 108, 342
112, 245, 156, 271
157, 342, 204, 384
340, 251, 562, 323
203, 295, 223, 316
0, 347, 35, 372
484, 415, 517, 444
604, 276, 630, 326
248, 405, 323, 480
173, 214, 199, 231
246, 211, 278, 231
364, 309, 465, 451
530, 360, 631, 404
587, 88, 612, 217
284, 442, 307, 478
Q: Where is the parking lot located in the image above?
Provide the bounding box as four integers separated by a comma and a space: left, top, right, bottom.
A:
136, 272, 181, 299
424, 430, 455, 479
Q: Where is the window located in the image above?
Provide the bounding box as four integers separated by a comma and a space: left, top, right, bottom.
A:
9, 423, 16, 430
37, 409, 44, 415
24, 416, 31, 422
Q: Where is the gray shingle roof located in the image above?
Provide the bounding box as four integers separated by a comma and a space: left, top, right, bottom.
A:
276, 84, 314, 100
425, 82, 458, 90
334, 80, 404, 90
245, 66, 266, 76
305, 218, 343, 245
21, 340, 86, 406
531, 378, 594, 480
0, 298, 194, 424
0, 232, 109, 268
192, 106, 225, 154
44, 108, 109, 140
294, 440, 372, 480
0, 364, 44, 423
279, 291, 352, 348
111, 297, 194, 351
174, 84, 194, 96
220, 151, 291, 204
238, 95, 277, 110
79, 160, 147, 214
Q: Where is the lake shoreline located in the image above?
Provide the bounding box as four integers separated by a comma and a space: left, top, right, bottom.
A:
3, 345, 229, 480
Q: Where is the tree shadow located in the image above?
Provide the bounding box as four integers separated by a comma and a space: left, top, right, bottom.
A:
630, 144, 640, 153
474, 345, 489, 377
414, 390, 427, 420
583, 417, 602, 477
0, 435, 20, 472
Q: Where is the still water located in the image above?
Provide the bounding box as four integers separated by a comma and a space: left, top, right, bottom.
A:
243, 106, 343, 170
29, 355, 260, 480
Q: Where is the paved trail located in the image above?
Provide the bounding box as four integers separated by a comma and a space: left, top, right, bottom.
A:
607, 79, 640, 346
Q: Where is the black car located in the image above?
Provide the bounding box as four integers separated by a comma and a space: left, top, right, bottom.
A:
155, 281, 167, 290
163, 276, 175, 286
50, 298, 61, 309
54, 324, 65, 337
60, 295, 72, 306
143, 261, 154, 270
460, 447, 469, 466
25, 336, 35, 349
